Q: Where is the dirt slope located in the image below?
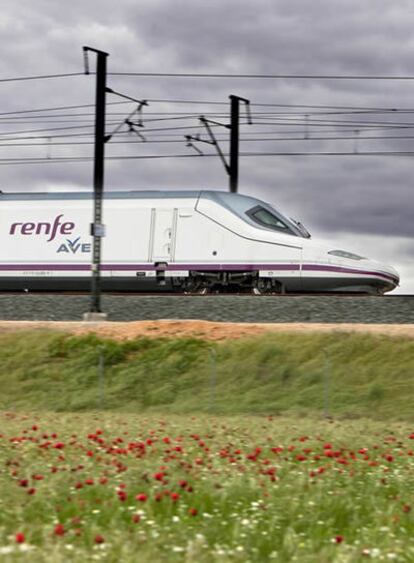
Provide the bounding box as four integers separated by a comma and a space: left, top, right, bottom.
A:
0, 320, 413, 341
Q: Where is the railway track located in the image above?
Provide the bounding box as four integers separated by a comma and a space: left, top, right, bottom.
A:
0, 293, 413, 323
0, 292, 413, 299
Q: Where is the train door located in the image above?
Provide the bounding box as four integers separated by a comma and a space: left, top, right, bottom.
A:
149, 208, 177, 262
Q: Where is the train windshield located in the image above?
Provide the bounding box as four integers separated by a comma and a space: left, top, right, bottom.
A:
246, 205, 293, 234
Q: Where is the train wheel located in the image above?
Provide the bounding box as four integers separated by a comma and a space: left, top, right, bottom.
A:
253, 278, 284, 295
184, 287, 209, 295
181, 277, 210, 295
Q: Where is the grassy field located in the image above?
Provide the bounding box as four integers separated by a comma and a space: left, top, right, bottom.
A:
0, 329, 414, 419
1, 329, 414, 561
1, 412, 414, 562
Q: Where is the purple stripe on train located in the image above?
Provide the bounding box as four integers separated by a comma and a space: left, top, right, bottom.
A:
0, 263, 398, 283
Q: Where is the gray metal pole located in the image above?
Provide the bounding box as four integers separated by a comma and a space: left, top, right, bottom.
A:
323, 350, 331, 418
91, 50, 108, 313
83, 47, 109, 314
98, 346, 105, 409
209, 348, 217, 413
229, 95, 240, 194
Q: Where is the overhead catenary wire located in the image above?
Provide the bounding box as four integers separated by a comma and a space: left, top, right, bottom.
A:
3, 133, 414, 148
2, 125, 414, 143
4, 70, 414, 82
0, 101, 132, 117
2, 86, 414, 154
146, 98, 414, 111
3, 116, 414, 141
0, 72, 84, 83
4, 110, 414, 126
1, 71, 414, 179
109, 72, 414, 80
5, 97, 414, 116
1, 151, 414, 166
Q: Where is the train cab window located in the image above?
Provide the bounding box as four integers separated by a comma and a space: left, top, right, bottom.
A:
246, 205, 293, 234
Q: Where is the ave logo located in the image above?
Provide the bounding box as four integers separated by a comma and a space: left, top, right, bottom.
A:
8, 214, 91, 254
57, 237, 91, 254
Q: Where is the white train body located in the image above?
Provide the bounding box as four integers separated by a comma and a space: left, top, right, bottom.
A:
0, 190, 399, 293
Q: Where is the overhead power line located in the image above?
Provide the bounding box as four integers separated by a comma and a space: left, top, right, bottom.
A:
3, 110, 414, 126
3, 98, 414, 118
2, 71, 414, 83
0, 73, 84, 83
109, 72, 414, 80
3, 114, 414, 141
0, 101, 130, 117
2, 133, 414, 148
1, 151, 414, 166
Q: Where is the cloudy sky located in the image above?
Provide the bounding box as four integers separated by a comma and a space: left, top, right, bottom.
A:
1, 0, 413, 293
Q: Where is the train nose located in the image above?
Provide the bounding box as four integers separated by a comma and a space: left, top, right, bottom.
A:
370, 260, 400, 293
325, 249, 400, 294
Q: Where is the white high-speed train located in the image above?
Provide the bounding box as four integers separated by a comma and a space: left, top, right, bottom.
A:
0, 190, 399, 294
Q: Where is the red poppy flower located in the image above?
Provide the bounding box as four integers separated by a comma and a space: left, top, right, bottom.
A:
136, 493, 147, 502
188, 507, 198, 516
95, 534, 105, 544
54, 523, 65, 536
117, 490, 127, 502
15, 532, 25, 544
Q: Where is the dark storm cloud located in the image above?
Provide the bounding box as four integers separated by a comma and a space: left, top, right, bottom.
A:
1, 0, 414, 246
122, 0, 412, 74
242, 152, 414, 236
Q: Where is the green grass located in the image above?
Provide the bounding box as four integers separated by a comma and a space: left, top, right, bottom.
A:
2, 330, 414, 560
1, 412, 414, 562
0, 329, 414, 419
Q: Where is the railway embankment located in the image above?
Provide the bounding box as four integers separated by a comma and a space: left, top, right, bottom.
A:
0, 294, 413, 323
0, 327, 414, 419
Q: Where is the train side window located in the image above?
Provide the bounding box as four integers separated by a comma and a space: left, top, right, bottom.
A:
246, 205, 293, 234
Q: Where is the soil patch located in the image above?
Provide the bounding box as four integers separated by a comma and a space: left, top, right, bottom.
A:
0, 320, 413, 341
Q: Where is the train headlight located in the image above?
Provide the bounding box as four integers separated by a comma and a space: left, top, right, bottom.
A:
328, 250, 365, 260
